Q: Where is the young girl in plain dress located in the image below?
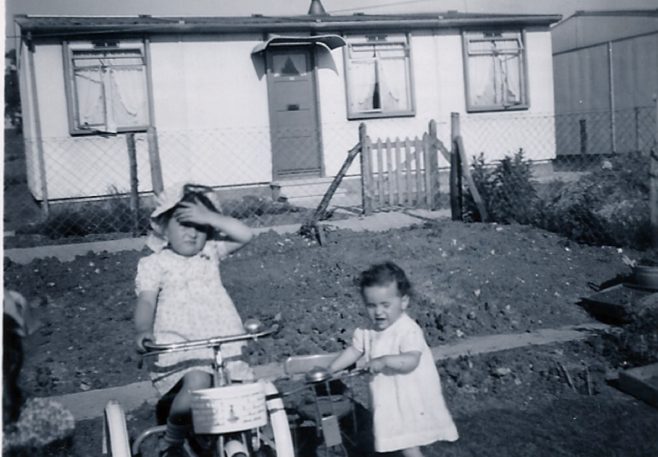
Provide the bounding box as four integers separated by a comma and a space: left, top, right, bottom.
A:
134, 183, 254, 457
329, 262, 458, 457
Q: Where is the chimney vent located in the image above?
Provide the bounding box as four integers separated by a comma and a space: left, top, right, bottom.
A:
308, 0, 328, 16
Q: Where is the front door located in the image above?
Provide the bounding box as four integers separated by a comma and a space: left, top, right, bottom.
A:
266, 48, 322, 178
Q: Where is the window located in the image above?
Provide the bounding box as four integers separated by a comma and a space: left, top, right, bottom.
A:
463, 30, 528, 112
344, 34, 414, 119
64, 41, 149, 134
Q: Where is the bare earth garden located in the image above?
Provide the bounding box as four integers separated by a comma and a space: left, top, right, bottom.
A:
5, 220, 658, 456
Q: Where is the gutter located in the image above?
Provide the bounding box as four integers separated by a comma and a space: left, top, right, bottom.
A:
16, 15, 563, 38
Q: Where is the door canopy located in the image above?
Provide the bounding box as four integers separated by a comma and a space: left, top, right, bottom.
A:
251, 34, 346, 54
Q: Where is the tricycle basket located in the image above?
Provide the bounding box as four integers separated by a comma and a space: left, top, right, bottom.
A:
191, 382, 267, 434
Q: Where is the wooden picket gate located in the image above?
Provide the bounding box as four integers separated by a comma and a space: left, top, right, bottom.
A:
360, 121, 442, 213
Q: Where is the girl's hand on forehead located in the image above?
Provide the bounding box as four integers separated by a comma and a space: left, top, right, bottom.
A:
175, 200, 215, 226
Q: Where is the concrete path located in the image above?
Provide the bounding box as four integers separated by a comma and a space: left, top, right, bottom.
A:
48, 322, 608, 421
4, 210, 449, 264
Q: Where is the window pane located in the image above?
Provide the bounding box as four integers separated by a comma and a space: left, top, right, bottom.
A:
272, 53, 306, 77
379, 58, 409, 111
349, 60, 379, 112
69, 45, 149, 131
465, 31, 526, 110
346, 37, 412, 117
501, 54, 522, 104
469, 55, 497, 106
109, 67, 148, 127
74, 68, 105, 127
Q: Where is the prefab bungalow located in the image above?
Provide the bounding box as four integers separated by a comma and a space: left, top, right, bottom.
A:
552, 9, 658, 156
15, 5, 560, 206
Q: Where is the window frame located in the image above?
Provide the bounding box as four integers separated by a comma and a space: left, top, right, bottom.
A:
462, 29, 530, 113
343, 32, 416, 120
63, 40, 150, 135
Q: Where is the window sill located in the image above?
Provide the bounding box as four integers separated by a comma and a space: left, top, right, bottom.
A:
347, 111, 416, 121
69, 126, 149, 137
466, 104, 529, 114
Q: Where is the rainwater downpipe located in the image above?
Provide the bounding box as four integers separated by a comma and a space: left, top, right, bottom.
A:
607, 41, 616, 154
26, 34, 49, 217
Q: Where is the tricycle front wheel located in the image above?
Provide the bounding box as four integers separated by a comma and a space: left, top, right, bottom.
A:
103, 400, 132, 457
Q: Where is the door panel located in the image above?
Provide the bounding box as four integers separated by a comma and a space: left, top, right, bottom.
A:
267, 48, 322, 178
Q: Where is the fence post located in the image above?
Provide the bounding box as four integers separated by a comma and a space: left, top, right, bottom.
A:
450, 112, 463, 221
27, 39, 49, 217
428, 120, 441, 210
147, 126, 164, 194
579, 119, 588, 155
126, 133, 140, 236
649, 96, 658, 248
634, 106, 640, 152
359, 123, 373, 215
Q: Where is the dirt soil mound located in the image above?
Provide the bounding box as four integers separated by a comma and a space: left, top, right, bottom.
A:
4, 221, 637, 397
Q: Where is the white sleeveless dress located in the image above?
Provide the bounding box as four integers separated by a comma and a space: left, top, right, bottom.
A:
352, 313, 459, 452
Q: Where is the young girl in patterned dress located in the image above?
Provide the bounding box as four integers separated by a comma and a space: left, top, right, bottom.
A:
329, 262, 459, 457
133, 183, 254, 457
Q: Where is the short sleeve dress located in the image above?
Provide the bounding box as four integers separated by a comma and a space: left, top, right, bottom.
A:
135, 240, 247, 395
352, 313, 459, 452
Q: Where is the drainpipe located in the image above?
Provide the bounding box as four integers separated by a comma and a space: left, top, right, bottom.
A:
26, 33, 49, 217
607, 41, 616, 154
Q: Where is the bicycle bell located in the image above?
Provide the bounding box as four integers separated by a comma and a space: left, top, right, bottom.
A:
243, 318, 263, 334
306, 366, 331, 383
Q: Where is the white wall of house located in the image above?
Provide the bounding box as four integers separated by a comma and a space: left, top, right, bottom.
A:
25, 43, 152, 200
149, 34, 273, 190
22, 24, 556, 201
460, 28, 557, 163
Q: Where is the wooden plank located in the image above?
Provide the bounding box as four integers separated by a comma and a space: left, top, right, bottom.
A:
450, 113, 463, 220
125, 133, 140, 236
649, 98, 658, 249
428, 120, 441, 210
147, 126, 164, 194
457, 136, 489, 222
618, 363, 658, 408
423, 133, 432, 208
404, 138, 413, 206
394, 138, 402, 206
376, 139, 384, 209
300, 142, 362, 238
386, 138, 394, 206
359, 123, 373, 215
414, 137, 423, 207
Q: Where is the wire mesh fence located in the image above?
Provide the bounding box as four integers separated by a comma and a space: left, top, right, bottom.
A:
3, 105, 656, 249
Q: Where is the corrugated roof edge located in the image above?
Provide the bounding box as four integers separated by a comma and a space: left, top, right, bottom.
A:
552, 8, 658, 30
14, 12, 562, 37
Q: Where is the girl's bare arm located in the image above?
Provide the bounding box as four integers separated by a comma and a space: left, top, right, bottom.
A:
369, 351, 421, 374
176, 201, 254, 254
134, 291, 158, 352
329, 346, 363, 373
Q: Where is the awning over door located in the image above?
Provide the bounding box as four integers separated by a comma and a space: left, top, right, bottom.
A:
251, 34, 346, 54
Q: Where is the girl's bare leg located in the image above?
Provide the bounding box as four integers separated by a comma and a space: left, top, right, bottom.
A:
169, 370, 212, 420
400, 446, 424, 457
161, 371, 212, 454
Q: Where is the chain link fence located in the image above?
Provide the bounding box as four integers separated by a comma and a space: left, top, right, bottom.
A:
459, 106, 656, 250
4, 105, 656, 249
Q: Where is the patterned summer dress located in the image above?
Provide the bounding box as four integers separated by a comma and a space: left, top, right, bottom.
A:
352, 313, 459, 452
135, 240, 246, 395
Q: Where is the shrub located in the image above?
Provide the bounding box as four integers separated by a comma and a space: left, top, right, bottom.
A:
537, 152, 651, 248
464, 149, 540, 224
463, 150, 651, 249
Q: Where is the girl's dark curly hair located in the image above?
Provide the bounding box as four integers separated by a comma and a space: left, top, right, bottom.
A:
358, 261, 412, 297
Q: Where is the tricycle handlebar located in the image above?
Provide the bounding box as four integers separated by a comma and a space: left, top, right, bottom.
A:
142, 323, 279, 357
